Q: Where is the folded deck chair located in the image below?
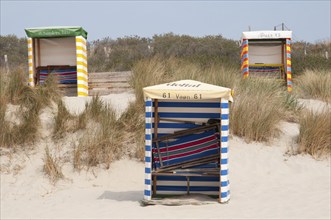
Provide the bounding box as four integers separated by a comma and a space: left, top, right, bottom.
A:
152, 126, 219, 170
39, 67, 77, 84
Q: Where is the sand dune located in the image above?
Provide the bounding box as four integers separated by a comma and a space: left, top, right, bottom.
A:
1, 95, 330, 219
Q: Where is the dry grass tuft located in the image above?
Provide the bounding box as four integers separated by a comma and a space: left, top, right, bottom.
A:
43, 147, 64, 183
282, 93, 303, 122
53, 100, 75, 139
297, 109, 331, 158
119, 101, 145, 160
13, 109, 40, 145
296, 69, 331, 102
74, 98, 124, 170
230, 79, 286, 142
130, 56, 169, 105
0, 68, 61, 147
36, 74, 62, 106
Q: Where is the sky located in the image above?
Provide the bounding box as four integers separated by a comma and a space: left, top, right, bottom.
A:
0, 0, 330, 43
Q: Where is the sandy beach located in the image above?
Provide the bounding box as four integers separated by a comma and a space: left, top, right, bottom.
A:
1, 93, 330, 219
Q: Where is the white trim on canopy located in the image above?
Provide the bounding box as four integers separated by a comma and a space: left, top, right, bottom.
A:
242, 31, 292, 40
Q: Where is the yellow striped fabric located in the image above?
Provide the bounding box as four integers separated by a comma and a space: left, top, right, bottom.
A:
76, 38, 87, 45
286, 39, 292, 92
76, 36, 88, 96
77, 53, 87, 60
240, 46, 248, 57
27, 38, 34, 87
76, 46, 87, 53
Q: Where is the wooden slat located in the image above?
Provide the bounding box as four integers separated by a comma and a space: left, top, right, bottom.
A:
57, 84, 77, 88
153, 123, 218, 142
88, 83, 130, 89
152, 172, 219, 177
88, 71, 133, 96
89, 78, 129, 83
154, 155, 219, 173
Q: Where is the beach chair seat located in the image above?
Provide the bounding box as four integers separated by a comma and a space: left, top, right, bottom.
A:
152, 124, 220, 170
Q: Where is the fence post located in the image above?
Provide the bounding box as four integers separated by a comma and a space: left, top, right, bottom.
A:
4, 54, 9, 73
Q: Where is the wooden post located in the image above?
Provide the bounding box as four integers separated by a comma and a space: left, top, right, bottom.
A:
281, 41, 285, 79
153, 99, 160, 197
4, 55, 9, 73
32, 38, 37, 85
153, 175, 157, 195
187, 176, 190, 195
37, 38, 41, 67
154, 99, 163, 167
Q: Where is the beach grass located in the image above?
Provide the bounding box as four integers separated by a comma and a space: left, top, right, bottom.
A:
295, 69, 331, 102
0, 69, 60, 147
73, 96, 124, 170
297, 109, 331, 158
43, 146, 64, 183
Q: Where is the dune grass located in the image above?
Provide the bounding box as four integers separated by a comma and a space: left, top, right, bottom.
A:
118, 101, 146, 160
53, 100, 75, 139
230, 79, 287, 142
73, 96, 124, 170
43, 146, 64, 183
0, 68, 60, 147
297, 109, 331, 159
296, 69, 331, 102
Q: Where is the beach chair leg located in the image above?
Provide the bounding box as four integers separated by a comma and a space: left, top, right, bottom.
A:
186, 176, 190, 195
153, 175, 157, 196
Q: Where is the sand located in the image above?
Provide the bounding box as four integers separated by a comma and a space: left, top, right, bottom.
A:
298, 98, 331, 113
62, 92, 135, 117
1, 96, 330, 219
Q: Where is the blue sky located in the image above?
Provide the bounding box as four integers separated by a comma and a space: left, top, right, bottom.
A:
1, 0, 330, 42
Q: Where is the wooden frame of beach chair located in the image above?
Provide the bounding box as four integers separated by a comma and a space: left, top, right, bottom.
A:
144, 95, 230, 203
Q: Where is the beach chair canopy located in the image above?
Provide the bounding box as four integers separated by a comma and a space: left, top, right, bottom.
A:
241, 30, 292, 40
143, 80, 233, 102
25, 26, 88, 39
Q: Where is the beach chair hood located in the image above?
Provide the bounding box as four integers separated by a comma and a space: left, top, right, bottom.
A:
143, 80, 233, 102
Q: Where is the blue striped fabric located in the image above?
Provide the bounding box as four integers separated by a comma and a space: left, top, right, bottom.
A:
154, 123, 199, 129
144, 98, 153, 200
156, 102, 221, 108
241, 53, 248, 60
156, 176, 219, 181
249, 66, 282, 72
153, 175, 220, 195
156, 186, 219, 192
154, 112, 220, 119
242, 39, 248, 46
150, 99, 223, 196
220, 99, 230, 203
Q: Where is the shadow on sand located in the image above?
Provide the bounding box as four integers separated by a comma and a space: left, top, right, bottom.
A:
97, 190, 142, 202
